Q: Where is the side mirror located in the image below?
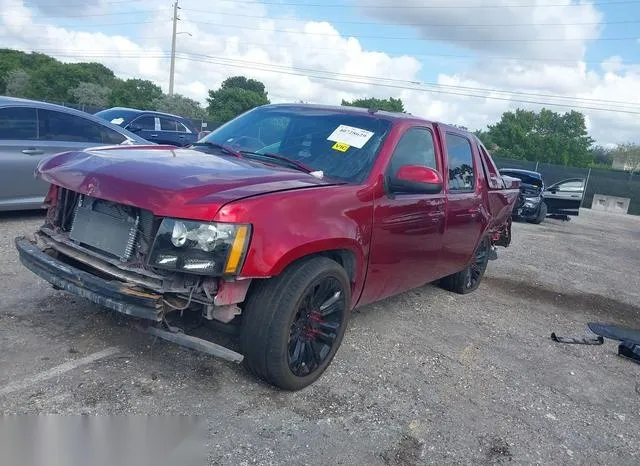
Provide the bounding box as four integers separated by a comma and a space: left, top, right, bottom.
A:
388, 165, 443, 195
126, 123, 143, 133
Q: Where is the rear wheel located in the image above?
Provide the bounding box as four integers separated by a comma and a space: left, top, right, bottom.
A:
439, 237, 490, 295
239, 257, 351, 390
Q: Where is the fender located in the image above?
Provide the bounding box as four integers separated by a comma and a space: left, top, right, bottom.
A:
243, 237, 368, 309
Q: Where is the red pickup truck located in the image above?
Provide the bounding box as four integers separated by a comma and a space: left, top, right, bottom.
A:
16, 104, 519, 390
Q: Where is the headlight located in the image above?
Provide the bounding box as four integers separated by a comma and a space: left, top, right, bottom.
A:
524, 196, 540, 208
149, 218, 251, 276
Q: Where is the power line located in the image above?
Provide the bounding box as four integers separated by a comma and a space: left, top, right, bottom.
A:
193, 11, 639, 28
175, 53, 640, 109
6, 9, 165, 18
26, 20, 164, 28
182, 39, 632, 66
173, 54, 640, 115
192, 0, 640, 8
24, 0, 145, 4
36, 49, 640, 114
185, 19, 637, 42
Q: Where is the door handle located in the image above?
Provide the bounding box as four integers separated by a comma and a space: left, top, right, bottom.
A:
150, 134, 158, 137
179, 135, 185, 138
22, 148, 44, 156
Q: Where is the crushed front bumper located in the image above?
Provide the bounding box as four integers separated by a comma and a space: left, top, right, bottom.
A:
15, 236, 245, 363
513, 205, 540, 221
16, 236, 163, 321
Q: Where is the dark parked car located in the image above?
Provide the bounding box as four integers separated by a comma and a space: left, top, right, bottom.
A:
95, 107, 200, 147
499, 169, 547, 224
0, 97, 149, 212
500, 169, 586, 222
543, 177, 586, 217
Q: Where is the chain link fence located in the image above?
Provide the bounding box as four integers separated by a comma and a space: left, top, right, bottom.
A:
493, 157, 639, 215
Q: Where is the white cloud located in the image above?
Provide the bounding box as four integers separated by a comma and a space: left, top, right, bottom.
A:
1, 0, 639, 145
358, 0, 602, 61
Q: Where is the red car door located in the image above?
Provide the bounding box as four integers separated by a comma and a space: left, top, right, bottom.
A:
438, 128, 487, 277
359, 125, 446, 306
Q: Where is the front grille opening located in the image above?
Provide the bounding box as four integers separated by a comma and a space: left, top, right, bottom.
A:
54, 188, 160, 263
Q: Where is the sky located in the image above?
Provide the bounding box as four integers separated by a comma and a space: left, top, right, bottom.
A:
1, 0, 640, 146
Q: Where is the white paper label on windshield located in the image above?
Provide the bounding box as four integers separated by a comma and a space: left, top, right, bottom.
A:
327, 125, 374, 149
110, 118, 125, 125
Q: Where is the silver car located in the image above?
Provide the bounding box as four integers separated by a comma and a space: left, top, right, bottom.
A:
0, 97, 150, 211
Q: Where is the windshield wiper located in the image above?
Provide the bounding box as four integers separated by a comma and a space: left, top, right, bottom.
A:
189, 141, 243, 158
239, 151, 312, 174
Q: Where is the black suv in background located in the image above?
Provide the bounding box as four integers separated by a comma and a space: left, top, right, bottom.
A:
500, 169, 547, 224
500, 168, 587, 223
95, 107, 199, 147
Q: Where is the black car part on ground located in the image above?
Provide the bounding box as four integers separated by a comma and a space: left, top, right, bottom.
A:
550, 332, 604, 345
618, 341, 640, 364
551, 323, 640, 364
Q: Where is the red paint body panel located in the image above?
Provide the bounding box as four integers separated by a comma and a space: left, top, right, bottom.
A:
214, 184, 374, 308
36, 146, 339, 221
36, 105, 519, 311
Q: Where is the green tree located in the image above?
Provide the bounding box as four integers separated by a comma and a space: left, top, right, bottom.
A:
0, 49, 56, 93
70, 82, 111, 107
474, 129, 496, 150
108, 78, 163, 109
484, 108, 594, 167
341, 96, 405, 112
4, 70, 29, 97
152, 93, 207, 119
589, 145, 613, 167
207, 76, 270, 123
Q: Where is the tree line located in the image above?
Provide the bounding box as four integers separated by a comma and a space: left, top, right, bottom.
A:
1, 48, 638, 171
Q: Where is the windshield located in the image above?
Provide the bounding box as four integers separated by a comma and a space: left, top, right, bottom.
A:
94, 109, 135, 127
500, 171, 543, 188
197, 106, 393, 183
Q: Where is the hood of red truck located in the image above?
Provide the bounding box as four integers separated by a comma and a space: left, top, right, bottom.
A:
37, 145, 342, 221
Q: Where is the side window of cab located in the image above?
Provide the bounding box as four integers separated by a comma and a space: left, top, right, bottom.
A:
387, 127, 438, 177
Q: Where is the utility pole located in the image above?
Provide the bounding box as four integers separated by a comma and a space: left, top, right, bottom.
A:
169, 0, 179, 96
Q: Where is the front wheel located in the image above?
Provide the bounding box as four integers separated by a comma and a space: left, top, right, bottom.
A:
439, 237, 490, 295
528, 201, 547, 224
239, 257, 351, 390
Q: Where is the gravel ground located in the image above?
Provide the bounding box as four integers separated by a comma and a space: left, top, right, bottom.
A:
1, 208, 639, 465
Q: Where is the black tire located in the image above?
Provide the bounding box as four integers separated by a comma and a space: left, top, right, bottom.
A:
528, 201, 547, 224
239, 256, 351, 390
439, 237, 490, 295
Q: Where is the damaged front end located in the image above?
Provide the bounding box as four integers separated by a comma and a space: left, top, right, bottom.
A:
15, 186, 253, 363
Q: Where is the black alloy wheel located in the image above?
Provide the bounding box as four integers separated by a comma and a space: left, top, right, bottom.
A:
465, 238, 489, 290
288, 278, 345, 376
439, 237, 490, 295
240, 257, 351, 390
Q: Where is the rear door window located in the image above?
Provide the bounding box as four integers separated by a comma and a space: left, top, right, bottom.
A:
38, 109, 126, 144
130, 116, 156, 131
0, 107, 38, 140
160, 117, 179, 132
445, 133, 475, 192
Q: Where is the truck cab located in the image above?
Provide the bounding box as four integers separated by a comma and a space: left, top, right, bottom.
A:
16, 104, 519, 390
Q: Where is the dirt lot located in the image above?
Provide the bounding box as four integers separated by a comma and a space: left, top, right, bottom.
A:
1, 209, 639, 465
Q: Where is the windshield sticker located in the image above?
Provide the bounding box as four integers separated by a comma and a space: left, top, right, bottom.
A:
110, 118, 125, 125
327, 125, 374, 149
331, 142, 350, 152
